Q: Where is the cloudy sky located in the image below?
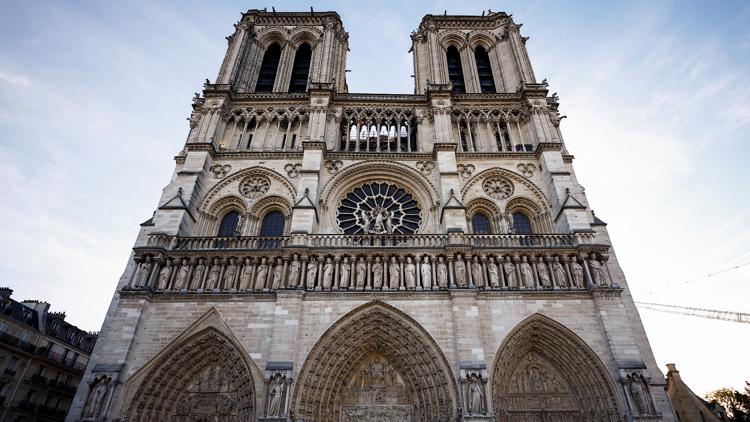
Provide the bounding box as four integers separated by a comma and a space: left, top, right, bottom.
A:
1, 0, 748, 395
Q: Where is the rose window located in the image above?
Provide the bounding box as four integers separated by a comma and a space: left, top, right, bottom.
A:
239, 175, 270, 199
337, 182, 422, 235
483, 177, 514, 200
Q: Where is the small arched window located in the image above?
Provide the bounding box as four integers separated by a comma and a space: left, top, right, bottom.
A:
260, 211, 285, 237
256, 43, 281, 93
289, 43, 312, 93
471, 213, 492, 235
474, 46, 496, 93
512, 212, 533, 235
217, 211, 241, 237
446, 46, 466, 94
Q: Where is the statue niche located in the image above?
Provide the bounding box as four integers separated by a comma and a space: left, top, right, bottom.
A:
340, 353, 413, 421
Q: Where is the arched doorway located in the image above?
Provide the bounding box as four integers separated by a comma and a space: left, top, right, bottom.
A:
293, 301, 459, 422
491, 314, 621, 421
125, 328, 257, 421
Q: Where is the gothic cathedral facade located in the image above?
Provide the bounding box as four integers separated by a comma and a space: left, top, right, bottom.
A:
68, 9, 677, 422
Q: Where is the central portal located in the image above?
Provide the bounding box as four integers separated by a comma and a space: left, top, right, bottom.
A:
340, 353, 413, 422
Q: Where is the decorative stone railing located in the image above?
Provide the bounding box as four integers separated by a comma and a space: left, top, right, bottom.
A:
127, 233, 614, 294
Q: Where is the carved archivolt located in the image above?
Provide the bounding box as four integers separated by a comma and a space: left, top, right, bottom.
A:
199, 166, 296, 214
461, 167, 550, 211
491, 314, 620, 421
124, 327, 259, 422
293, 301, 458, 422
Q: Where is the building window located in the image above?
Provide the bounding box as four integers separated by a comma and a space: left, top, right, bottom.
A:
259, 211, 285, 237
0, 322, 7, 333
19, 331, 30, 343
7, 357, 18, 370
217, 211, 241, 237
255, 43, 281, 92
446, 46, 466, 94
471, 213, 492, 235
289, 43, 312, 93
512, 212, 533, 235
474, 46, 496, 93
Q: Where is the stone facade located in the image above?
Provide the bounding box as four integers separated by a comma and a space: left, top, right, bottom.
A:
68, 9, 678, 422
0, 288, 97, 421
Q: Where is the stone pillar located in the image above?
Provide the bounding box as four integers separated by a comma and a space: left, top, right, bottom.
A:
289, 140, 324, 234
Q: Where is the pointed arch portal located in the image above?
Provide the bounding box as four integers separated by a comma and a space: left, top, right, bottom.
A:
293, 301, 458, 422
125, 328, 257, 421
491, 314, 621, 422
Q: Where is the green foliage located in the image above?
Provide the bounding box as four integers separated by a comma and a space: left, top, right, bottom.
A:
706, 382, 750, 421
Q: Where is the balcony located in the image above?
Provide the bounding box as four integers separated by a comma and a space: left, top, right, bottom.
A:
28, 373, 49, 386
0, 331, 36, 354
48, 379, 77, 395
34, 347, 87, 374
127, 232, 616, 294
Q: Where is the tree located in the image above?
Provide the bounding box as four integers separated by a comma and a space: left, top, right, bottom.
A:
706, 382, 750, 421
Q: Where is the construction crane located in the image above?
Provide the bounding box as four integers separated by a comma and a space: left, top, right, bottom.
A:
635, 301, 750, 324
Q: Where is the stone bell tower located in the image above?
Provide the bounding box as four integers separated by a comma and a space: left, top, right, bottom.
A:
69, 8, 677, 422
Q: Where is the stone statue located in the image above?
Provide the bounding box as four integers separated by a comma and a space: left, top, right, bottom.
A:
503, 256, 517, 288
83, 378, 109, 418
467, 374, 484, 415
372, 256, 384, 289
339, 256, 351, 289
134, 256, 152, 288
552, 256, 568, 288
255, 258, 269, 290
268, 375, 285, 416
322, 257, 334, 290
239, 258, 253, 290
306, 256, 318, 289
223, 259, 237, 290
389, 256, 401, 289
571, 260, 584, 288
355, 257, 367, 290
536, 257, 551, 288
589, 253, 607, 286
173, 259, 190, 291
205, 260, 221, 290
628, 374, 653, 414
471, 256, 484, 288
437, 256, 448, 289
271, 258, 284, 290
487, 257, 500, 288
420, 256, 432, 289
288, 254, 301, 288
156, 261, 172, 290
454, 255, 467, 287
402, 257, 415, 289
520, 256, 535, 289
190, 259, 206, 290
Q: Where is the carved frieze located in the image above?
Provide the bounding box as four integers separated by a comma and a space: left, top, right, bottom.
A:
516, 163, 536, 177
457, 163, 475, 179
210, 163, 232, 179
325, 159, 344, 174
284, 163, 301, 178
415, 160, 435, 175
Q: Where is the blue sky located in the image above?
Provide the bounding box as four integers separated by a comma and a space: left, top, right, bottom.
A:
0, 1, 748, 395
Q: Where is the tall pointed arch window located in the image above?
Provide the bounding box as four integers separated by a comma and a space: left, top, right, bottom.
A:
446, 46, 466, 94
217, 211, 241, 237
255, 43, 281, 93
259, 211, 285, 237
289, 43, 312, 93
471, 213, 492, 234
512, 212, 533, 235
474, 46, 496, 93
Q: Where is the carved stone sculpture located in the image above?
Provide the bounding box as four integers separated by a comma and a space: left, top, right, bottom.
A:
239, 258, 253, 290
404, 257, 416, 289
339, 256, 351, 289
389, 256, 401, 289
467, 374, 485, 415
504, 256, 517, 288
471, 256, 484, 288
223, 259, 237, 290
190, 259, 206, 290
372, 257, 383, 289
487, 257, 500, 288
205, 260, 221, 290
288, 254, 300, 288
627, 373, 654, 415
267, 374, 286, 417
537, 257, 551, 288
552, 256, 568, 288
255, 258, 269, 290
272, 259, 284, 290
156, 260, 172, 290
322, 257, 334, 290
355, 257, 367, 290
589, 253, 608, 286
306, 256, 318, 289
571, 260, 584, 288
83, 376, 110, 418
437, 256, 448, 289
454, 255, 468, 288
173, 259, 190, 291
134, 256, 152, 288
520, 256, 535, 289
420, 256, 432, 289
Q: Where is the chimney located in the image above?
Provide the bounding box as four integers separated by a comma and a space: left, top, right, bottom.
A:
0, 287, 13, 298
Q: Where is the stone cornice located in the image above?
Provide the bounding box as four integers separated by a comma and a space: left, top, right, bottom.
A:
325, 151, 433, 160
456, 151, 536, 160
214, 150, 304, 160
419, 13, 511, 30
